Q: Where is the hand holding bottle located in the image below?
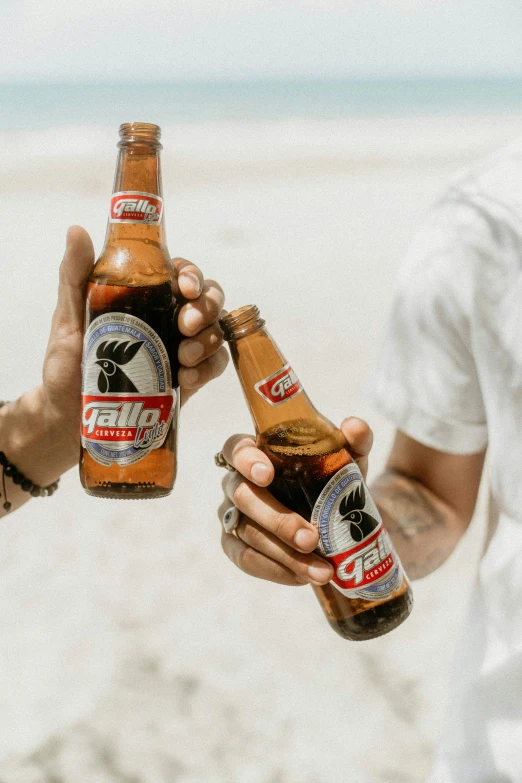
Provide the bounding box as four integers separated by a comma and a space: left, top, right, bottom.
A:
218, 416, 373, 587
217, 305, 412, 640
0, 227, 227, 498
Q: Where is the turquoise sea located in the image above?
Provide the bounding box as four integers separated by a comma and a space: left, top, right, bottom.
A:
3, 78, 522, 131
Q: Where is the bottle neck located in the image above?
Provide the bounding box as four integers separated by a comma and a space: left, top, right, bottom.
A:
104, 140, 167, 250
222, 308, 321, 436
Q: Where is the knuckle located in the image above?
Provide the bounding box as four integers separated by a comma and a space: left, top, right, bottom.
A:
202, 284, 225, 310
241, 520, 263, 549
206, 334, 224, 356
289, 557, 310, 579
223, 434, 239, 456
212, 347, 229, 375
207, 322, 225, 345
174, 258, 201, 275
210, 318, 224, 333
222, 472, 237, 498
232, 480, 249, 506
358, 420, 374, 446
271, 510, 294, 539
238, 545, 257, 574
200, 356, 218, 381
193, 360, 212, 385
204, 278, 224, 296
271, 563, 295, 585
278, 546, 301, 570
223, 434, 256, 470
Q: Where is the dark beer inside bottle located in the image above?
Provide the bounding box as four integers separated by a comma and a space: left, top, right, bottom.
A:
258, 418, 413, 641
80, 279, 181, 498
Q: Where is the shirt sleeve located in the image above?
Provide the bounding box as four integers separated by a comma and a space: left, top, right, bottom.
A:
369, 200, 488, 455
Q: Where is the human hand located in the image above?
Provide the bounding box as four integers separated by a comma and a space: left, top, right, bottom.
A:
2, 227, 227, 486
218, 417, 374, 586
173, 256, 227, 406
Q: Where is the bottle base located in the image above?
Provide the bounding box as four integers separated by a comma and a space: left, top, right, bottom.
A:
328, 592, 414, 641
83, 482, 172, 499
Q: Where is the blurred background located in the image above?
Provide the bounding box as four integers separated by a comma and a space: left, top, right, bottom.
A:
1, 1, 522, 781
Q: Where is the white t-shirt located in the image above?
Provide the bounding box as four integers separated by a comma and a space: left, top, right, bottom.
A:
371, 139, 522, 782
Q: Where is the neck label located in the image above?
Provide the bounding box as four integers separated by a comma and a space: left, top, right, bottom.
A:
255, 363, 302, 406
109, 191, 163, 224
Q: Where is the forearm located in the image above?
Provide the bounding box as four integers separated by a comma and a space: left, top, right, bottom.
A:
371, 469, 469, 580
0, 388, 78, 517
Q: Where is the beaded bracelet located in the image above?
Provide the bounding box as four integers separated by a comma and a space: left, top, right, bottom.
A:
0, 402, 60, 511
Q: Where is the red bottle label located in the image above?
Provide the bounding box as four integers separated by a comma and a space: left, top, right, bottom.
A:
311, 463, 405, 601
109, 191, 163, 224
255, 364, 302, 406
81, 393, 174, 443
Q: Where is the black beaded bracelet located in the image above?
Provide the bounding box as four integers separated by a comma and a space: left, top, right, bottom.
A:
0, 402, 60, 512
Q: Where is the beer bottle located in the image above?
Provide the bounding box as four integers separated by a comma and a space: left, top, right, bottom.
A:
220, 305, 413, 640
80, 123, 180, 499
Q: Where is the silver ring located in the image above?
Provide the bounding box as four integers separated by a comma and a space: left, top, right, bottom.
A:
214, 451, 236, 472
222, 505, 240, 534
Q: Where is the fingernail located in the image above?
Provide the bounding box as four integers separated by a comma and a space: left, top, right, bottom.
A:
181, 273, 202, 295
183, 308, 202, 334
251, 463, 271, 484
294, 528, 317, 551
182, 368, 199, 387
307, 563, 333, 583
182, 341, 204, 364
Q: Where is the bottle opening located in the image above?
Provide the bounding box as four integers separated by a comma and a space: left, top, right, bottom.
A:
118, 123, 162, 148
220, 305, 265, 341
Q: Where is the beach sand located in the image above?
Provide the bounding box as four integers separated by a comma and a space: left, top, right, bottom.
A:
0, 115, 520, 782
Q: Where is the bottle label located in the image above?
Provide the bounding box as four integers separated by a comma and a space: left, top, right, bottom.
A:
109, 191, 163, 224
311, 463, 404, 601
81, 312, 175, 467
255, 363, 302, 406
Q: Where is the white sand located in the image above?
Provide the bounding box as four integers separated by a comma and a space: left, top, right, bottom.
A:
0, 115, 520, 782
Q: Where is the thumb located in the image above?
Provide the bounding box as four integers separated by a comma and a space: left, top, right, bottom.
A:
340, 416, 374, 481
54, 226, 95, 332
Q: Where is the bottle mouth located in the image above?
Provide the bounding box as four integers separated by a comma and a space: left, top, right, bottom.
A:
118, 123, 162, 148
219, 305, 265, 341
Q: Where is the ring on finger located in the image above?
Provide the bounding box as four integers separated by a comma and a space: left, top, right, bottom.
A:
223, 505, 240, 534
214, 451, 235, 471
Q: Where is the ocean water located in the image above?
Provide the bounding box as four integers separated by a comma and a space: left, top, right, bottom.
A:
3, 77, 522, 132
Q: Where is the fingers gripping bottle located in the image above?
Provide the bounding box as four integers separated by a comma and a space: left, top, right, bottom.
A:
220, 305, 413, 640
80, 123, 181, 499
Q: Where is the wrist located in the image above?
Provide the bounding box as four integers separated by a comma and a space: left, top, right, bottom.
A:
0, 388, 79, 486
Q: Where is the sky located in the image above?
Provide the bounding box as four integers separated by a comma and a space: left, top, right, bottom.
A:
2, 0, 522, 82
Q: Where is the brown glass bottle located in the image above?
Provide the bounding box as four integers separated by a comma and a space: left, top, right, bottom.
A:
80, 123, 181, 499
220, 305, 413, 640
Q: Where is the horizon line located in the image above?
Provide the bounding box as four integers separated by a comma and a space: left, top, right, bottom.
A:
4, 74, 522, 87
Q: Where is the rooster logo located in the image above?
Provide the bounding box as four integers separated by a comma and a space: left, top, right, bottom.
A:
95, 340, 144, 393
339, 482, 380, 543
